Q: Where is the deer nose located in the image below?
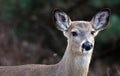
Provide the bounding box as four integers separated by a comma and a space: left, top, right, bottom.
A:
82, 41, 93, 51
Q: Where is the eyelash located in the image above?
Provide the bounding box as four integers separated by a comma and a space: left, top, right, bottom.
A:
91, 31, 95, 35
71, 31, 78, 36
72, 31, 95, 36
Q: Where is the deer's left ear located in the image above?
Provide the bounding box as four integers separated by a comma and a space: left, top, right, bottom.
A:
91, 8, 110, 30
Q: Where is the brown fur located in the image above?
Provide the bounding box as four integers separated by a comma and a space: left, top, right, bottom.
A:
0, 8, 110, 76
0, 21, 93, 76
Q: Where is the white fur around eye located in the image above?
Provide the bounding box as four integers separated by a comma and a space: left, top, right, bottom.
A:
71, 29, 79, 37
71, 28, 79, 33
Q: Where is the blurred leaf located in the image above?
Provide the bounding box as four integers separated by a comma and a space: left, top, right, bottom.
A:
91, 0, 120, 7
38, 0, 56, 3
0, 0, 4, 8
18, 0, 33, 14
1, 0, 16, 21
90, 0, 103, 7
16, 20, 30, 36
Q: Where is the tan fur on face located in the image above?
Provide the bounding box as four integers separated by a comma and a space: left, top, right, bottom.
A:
65, 21, 95, 56
0, 8, 110, 76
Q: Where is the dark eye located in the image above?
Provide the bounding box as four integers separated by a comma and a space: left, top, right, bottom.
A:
91, 31, 95, 35
72, 31, 78, 36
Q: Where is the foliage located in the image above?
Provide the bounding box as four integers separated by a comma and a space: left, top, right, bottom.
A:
0, 0, 120, 70
97, 14, 120, 42
91, 0, 120, 7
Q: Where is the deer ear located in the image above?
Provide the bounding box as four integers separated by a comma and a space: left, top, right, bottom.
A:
91, 8, 110, 30
53, 8, 71, 31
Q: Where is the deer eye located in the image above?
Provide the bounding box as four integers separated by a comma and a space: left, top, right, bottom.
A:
91, 31, 95, 35
72, 31, 78, 36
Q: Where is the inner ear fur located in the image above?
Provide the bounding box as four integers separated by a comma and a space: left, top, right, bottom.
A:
91, 8, 111, 30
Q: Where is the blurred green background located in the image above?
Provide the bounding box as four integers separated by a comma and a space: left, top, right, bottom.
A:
0, 0, 120, 75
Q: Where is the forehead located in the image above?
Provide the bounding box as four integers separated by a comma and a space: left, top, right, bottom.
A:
69, 21, 93, 31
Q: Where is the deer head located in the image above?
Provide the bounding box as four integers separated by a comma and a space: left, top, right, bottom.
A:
53, 8, 110, 56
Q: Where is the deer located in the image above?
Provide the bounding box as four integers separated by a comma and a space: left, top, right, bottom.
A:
0, 8, 110, 76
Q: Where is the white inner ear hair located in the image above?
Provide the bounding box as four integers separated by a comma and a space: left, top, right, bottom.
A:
94, 12, 109, 29
55, 12, 69, 31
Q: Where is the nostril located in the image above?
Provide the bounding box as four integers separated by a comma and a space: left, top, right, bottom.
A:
82, 41, 93, 51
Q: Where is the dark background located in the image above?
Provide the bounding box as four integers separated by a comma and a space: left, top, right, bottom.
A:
0, 0, 120, 76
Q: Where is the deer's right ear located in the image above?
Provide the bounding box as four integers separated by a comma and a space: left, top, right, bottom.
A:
53, 9, 71, 31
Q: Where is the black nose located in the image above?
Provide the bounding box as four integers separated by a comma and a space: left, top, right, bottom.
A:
82, 41, 93, 51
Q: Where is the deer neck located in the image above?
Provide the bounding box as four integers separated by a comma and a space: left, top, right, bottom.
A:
58, 41, 92, 76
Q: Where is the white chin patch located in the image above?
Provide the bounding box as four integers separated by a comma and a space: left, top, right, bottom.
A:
81, 48, 93, 54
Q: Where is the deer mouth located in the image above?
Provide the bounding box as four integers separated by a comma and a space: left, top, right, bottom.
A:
80, 45, 94, 54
